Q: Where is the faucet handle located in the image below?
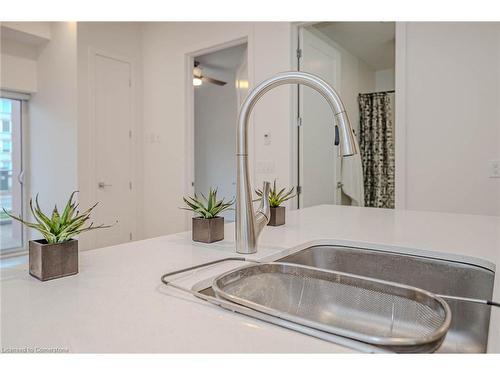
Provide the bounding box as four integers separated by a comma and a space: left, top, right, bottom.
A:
255, 181, 271, 234
261, 181, 271, 197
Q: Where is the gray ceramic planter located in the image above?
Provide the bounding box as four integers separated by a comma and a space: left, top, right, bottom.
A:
192, 217, 224, 243
268, 206, 286, 226
29, 239, 78, 281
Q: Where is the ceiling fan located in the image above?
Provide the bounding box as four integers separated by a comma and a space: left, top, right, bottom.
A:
193, 61, 227, 86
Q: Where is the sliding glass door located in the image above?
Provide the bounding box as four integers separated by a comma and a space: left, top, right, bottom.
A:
0, 98, 24, 253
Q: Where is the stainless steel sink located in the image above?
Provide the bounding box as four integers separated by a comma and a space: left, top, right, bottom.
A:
277, 245, 495, 353
199, 245, 494, 353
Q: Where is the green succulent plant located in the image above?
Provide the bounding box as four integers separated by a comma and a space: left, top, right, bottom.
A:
255, 179, 296, 208
182, 188, 235, 219
2, 191, 111, 244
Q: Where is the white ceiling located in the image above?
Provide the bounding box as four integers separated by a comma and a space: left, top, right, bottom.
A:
196, 43, 247, 71
311, 22, 395, 70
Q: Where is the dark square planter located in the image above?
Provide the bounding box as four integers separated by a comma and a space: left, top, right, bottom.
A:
29, 239, 78, 281
192, 217, 224, 243
268, 206, 286, 226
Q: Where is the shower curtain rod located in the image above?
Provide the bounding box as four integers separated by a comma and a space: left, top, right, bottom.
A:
360, 89, 395, 95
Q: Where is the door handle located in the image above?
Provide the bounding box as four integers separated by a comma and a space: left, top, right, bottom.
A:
98, 182, 112, 189
18, 170, 24, 185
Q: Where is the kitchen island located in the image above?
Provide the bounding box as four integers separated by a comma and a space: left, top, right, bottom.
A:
1, 205, 499, 353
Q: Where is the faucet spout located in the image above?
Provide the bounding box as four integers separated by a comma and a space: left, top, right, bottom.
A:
235, 71, 357, 254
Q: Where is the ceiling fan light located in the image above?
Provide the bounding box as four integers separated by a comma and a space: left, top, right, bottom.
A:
237, 79, 249, 89
193, 66, 203, 76
193, 77, 203, 86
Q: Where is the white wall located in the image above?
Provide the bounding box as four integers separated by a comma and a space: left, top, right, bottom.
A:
375, 68, 395, 151
1, 22, 52, 94
346, 58, 375, 136
251, 24, 294, 188
194, 66, 238, 221
403, 22, 500, 216
28, 22, 78, 227
375, 68, 395, 91
76, 22, 144, 249
141, 22, 293, 238
1, 22, 51, 41
0, 54, 37, 93
1, 34, 41, 93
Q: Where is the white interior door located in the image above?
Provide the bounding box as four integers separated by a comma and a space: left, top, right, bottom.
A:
299, 27, 342, 208
94, 54, 134, 248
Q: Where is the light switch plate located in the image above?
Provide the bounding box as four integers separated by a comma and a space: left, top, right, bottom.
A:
490, 160, 500, 178
256, 160, 275, 174
263, 132, 271, 146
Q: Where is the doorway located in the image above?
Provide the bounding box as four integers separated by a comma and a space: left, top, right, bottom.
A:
297, 22, 396, 209
192, 43, 248, 221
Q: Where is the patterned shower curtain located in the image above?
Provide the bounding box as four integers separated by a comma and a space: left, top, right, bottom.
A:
358, 93, 395, 208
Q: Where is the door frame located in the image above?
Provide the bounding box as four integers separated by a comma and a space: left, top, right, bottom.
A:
184, 36, 252, 229
291, 22, 407, 210
87, 47, 138, 249
0, 96, 28, 258
394, 22, 407, 210
291, 22, 314, 210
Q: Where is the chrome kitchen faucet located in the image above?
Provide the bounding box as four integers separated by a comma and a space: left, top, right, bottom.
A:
235, 71, 357, 254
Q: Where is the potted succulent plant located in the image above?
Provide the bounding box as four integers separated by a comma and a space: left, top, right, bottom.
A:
181, 188, 234, 243
3, 191, 111, 281
255, 180, 296, 226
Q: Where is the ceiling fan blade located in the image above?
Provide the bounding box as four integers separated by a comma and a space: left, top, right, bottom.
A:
202, 76, 227, 86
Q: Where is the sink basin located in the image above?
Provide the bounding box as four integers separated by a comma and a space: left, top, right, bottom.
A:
277, 245, 495, 353
199, 245, 494, 353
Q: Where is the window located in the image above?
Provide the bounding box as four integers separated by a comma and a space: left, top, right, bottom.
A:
0, 98, 24, 254
1, 120, 10, 133
2, 140, 11, 152
0, 99, 11, 114
1, 160, 12, 170
0, 170, 10, 191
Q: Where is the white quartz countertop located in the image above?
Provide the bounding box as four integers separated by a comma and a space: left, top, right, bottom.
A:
1, 205, 499, 353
